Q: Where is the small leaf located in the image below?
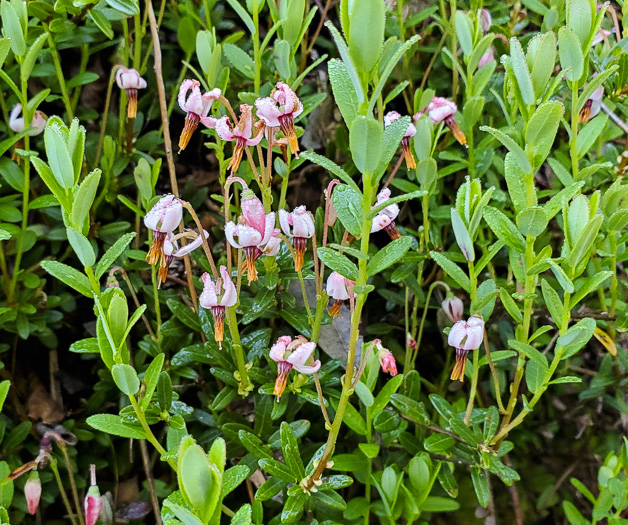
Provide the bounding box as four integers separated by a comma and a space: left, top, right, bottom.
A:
366, 236, 413, 276
112, 364, 140, 395
86, 414, 146, 439
350, 116, 383, 175
331, 184, 363, 237
483, 207, 526, 253
41, 260, 93, 297
429, 251, 471, 292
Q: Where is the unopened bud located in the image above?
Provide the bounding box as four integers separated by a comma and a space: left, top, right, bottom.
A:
442, 296, 464, 323
84, 465, 103, 525
25, 471, 41, 515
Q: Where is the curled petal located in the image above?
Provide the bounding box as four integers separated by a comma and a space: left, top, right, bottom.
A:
224, 222, 242, 249
199, 272, 218, 308
200, 116, 217, 129
448, 320, 467, 348
235, 224, 263, 247
215, 116, 235, 141
262, 232, 282, 256
326, 271, 351, 301
270, 336, 291, 362
291, 206, 314, 238
178, 79, 197, 113
371, 213, 393, 233
219, 265, 238, 307
255, 97, 282, 127
278, 209, 292, 237
173, 229, 208, 257
293, 361, 321, 374
261, 212, 276, 245
287, 342, 317, 367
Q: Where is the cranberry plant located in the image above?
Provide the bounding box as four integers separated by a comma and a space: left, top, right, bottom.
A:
0, 0, 626, 524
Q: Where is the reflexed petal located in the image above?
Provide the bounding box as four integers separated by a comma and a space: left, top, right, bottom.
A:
287, 341, 317, 367
291, 206, 314, 238
255, 97, 282, 127
215, 116, 235, 141
278, 209, 292, 237
371, 213, 392, 233
448, 320, 467, 348
261, 212, 276, 245
219, 265, 238, 307
293, 361, 321, 374
200, 116, 217, 129
199, 272, 218, 308
326, 271, 351, 301
236, 224, 263, 247
172, 229, 208, 257
178, 79, 197, 112
225, 222, 243, 249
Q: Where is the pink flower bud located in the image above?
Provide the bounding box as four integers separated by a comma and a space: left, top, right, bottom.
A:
374, 340, 398, 376
442, 296, 464, 323
85, 465, 103, 525
25, 471, 41, 515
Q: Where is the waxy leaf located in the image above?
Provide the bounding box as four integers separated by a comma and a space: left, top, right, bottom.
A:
366, 236, 413, 276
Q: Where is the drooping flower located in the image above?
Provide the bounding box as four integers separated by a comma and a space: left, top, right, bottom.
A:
224, 189, 275, 282
159, 229, 208, 285
199, 265, 237, 345
478, 48, 495, 69
447, 316, 484, 381
177, 79, 221, 152
255, 82, 303, 155
371, 188, 401, 240
115, 67, 147, 119
384, 111, 417, 169
144, 195, 183, 266
579, 84, 604, 123
279, 206, 315, 272
373, 339, 398, 376
591, 28, 612, 46
442, 296, 464, 324
25, 471, 41, 515
216, 104, 264, 174
9, 104, 47, 136
269, 336, 320, 400
326, 271, 355, 317
261, 230, 282, 256
479, 9, 492, 33
84, 465, 103, 525
416, 97, 467, 147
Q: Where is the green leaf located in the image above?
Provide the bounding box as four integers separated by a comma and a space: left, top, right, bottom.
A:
354, 380, 374, 407
327, 59, 359, 127
525, 359, 546, 393
41, 260, 93, 297
541, 279, 564, 328
557, 317, 595, 359
86, 414, 146, 439
576, 114, 608, 159
576, 65, 618, 113
389, 394, 429, 424
330, 396, 366, 435
88, 8, 114, 39
167, 299, 201, 331
44, 124, 75, 189
422, 496, 460, 512
558, 27, 584, 81
254, 477, 287, 501
325, 22, 365, 104
104, 0, 140, 15
258, 458, 296, 483
549, 376, 583, 385
178, 437, 220, 522
509, 37, 535, 106
572, 271, 613, 305
429, 251, 471, 292
331, 185, 363, 237
424, 434, 456, 453
483, 207, 526, 252
0, 381, 10, 413
21, 33, 47, 82
480, 126, 531, 173
372, 374, 404, 414
524, 101, 564, 166
281, 492, 307, 523
508, 339, 549, 369
348, 0, 385, 74
1, 2, 26, 57
547, 260, 574, 293
499, 288, 523, 324
350, 116, 383, 175
31, 156, 70, 211
230, 504, 252, 525
112, 364, 140, 395
141, 353, 165, 410
455, 11, 473, 56
223, 43, 255, 79
95, 232, 136, 278
222, 465, 251, 498
280, 422, 305, 480
375, 115, 412, 183
567, 215, 602, 270
450, 208, 475, 261
516, 207, 548, 237
225, 0, 256, 35
471, 467, 490, 508
0, 38, 12, 69
528, 32, 557, 100
67, 227, 96, 268
366, 236, 413, 275
239, 430, 273, 459
566, 0, 593, 47
300, 150, 361, 194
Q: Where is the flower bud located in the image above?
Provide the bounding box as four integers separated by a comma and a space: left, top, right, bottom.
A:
374, 340, 398, 376
25, 471, 41, 515
85, 465, 103, 525
442, 296, 464, 323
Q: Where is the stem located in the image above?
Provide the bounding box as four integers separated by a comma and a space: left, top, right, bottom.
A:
464, 261, 479, 424
58, 444, 85, 525
50, 460, 79, 525
45, 29, 74, 120
226, 307, 253, 395
253, 4, 261, 93
305, 178, 374, 489
93, 67, 117, 170
570, 82, 579, 179
483, 327, 505, 413
139, 440, 163, 525
297, 270, 314, 325
608, 233, 618, 339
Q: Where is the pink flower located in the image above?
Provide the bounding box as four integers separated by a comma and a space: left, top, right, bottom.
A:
144, 195, 183, 266
580, 80, 604, 123
478, 49, 495, 69
255, 82, 303, 155
85, 465, 103, 525
216, 104, 264, 174
591, 28, 612, 46
447, 316, 485, 381
25, 471, 41, 515
200, 266, 237, 345
371, 188, 401, 240
224, 190, 275, 282
442, 296, 464, 324
326, 271, 355, 317
416, 97, 467, 147
115, 67, 147, 119
269, 336, 320, 399
159, 229, 208, 285
177, 79, 221, 151
373, 339, 398, 376
479, 9, 492, 33
261, 230, 282, 256
9, 104, 46, 136
384, 111, 417, 169
279, 206, 315, 272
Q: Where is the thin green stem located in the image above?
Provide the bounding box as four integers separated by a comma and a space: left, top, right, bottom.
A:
45, 30, 74, 120
608, 233, 618, 339
570, 82, 579, 179
58, 444, 85, 525
50, 459, 79, 525
226, 307, 253, 395
253, 4, 261, 94
297, 270, 314, 326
